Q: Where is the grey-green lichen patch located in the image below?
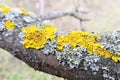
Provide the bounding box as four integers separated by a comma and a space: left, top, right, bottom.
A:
57, 44, 87, 69
11, 8, 21, 17
42, 20, 51, 25
41, 40, 58, 55
4, 29, 13, 37
42, 42, 88, 69
41, 20, 53, 28
0, 9, 2, 15
90, 63, 99, 75
83, 55, 100, 69
18, 32, 25, 43
5, 12, 15, 21
100, 31, 120, 55
23, 16, 35, 23
0, 8, 3, 18
0, 22, 5, 31
102, 67, 116, 80
16, 22, 24, 28
41, 39, 88, 69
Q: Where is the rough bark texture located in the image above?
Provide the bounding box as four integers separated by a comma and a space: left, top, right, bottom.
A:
0, 7, 120, 80
0, 21, 120, 80
0, 35, 114, 80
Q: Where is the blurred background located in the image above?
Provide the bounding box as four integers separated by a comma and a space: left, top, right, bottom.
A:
0, 0, 120, 80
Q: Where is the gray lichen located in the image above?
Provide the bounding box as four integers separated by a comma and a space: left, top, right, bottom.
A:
0, 22, 5, 31
4, 29, 13, 37
0, 9, 3, 18
42, 42, 88, 69
5, 12, 15, 21
57, 45, 87, 69
41, 40, 58, 55
102, 66, 115, 80
23, 16, 35, 23
11, 8, 21, 17
18, 32, 25, 43
83, 55, 100, 72
0, 9, 2, 14
100, 31, 120, 55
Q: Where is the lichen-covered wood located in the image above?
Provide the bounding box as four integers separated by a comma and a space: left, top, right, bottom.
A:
0, 5, 120, 80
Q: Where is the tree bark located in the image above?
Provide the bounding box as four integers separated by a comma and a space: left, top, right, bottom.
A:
0, 7, 120, 80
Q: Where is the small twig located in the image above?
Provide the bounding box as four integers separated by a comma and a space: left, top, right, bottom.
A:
73, 12, 88, 31
80, 19, 85, 31
40, 8, 89, 20
73, 0, 86, 31
70, 13, 90, 21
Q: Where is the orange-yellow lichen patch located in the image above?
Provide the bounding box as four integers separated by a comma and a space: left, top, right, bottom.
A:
0, 5, 11, 14
21, 25, 39, 33
19, 8, 29, 15
21, 25, 57, 49
57, 31, 101, 51
44, 24, 57, 40
112, 55, 120, 62
5, 20, 15, 30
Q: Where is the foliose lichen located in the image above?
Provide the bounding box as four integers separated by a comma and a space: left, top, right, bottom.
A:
0, 5, 120, 79
0, 22, 5, 31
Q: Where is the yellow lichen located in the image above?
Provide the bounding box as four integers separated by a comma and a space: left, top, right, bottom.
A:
57, 31, 120, 62
19, 8, 29, 15
57, 31, 101, 51
44, 24, 57, 40
21, 25, 39, 33
21, 24, 57, 49
112, 55, 120, 62
0, 5, 11, 14
5, 20, 15, 30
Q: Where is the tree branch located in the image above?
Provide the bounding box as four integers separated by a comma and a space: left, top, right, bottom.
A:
40, 8, 89, 20
0, 6, 120, 80
40, 8, 89, 31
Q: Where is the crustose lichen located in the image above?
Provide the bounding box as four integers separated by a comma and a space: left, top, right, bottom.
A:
0, 5, 120, 74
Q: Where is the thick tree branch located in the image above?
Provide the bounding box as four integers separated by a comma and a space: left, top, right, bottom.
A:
0, 30, 120, 80
0, 6, 120, 80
